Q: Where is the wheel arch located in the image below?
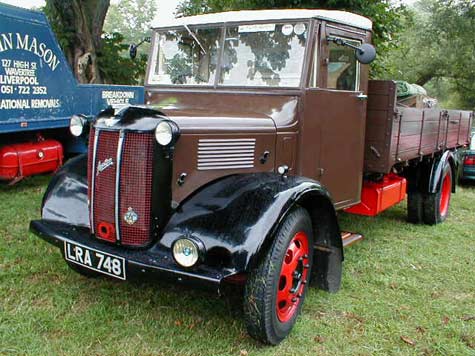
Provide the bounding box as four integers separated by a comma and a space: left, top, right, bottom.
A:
429, 150, 457, 194
41, 153, 90, 227
161, 173, 343, 293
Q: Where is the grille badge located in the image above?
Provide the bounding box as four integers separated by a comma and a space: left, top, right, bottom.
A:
124, 207, 139, 225
97, 158, 114, 175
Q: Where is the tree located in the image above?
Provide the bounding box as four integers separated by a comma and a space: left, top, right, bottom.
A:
44, 0, 110, 84
177, 0, 406, 77
104, 0, 157, 46
383, 0, 475, 109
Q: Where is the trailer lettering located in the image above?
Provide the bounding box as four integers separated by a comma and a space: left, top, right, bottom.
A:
4, 67, 36, 76
0, 99, 30, 109
31, 99, 60, 109
0, 75, 39, 85
0, 33, 62, 72
101, 90, 136, 107
0, 33, 13, 52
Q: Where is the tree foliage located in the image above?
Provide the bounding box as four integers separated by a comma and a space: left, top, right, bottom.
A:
98, 32, 148, 85
45, 0, 110, 83
44, 0, 155, 85
383, 0, 475, 109
178, 0, 405, 77
104, 0, 157, 46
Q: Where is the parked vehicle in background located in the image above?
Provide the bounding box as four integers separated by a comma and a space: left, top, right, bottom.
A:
0, 3, 143, 184
30, 9, 473, 344
460, 132, 475, 182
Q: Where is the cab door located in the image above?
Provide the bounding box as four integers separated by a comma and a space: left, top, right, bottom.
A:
300, 22, 370, 209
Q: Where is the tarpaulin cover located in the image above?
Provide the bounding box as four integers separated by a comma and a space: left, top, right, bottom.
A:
396, 81, 427, 98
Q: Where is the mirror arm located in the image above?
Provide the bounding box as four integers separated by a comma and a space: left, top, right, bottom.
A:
326, 35, 361, 53
134, 36, 152, 48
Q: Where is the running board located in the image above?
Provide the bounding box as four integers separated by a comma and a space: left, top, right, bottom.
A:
341, 232, 364, 248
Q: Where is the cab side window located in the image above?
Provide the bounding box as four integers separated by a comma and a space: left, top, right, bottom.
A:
327, 38, 360, 91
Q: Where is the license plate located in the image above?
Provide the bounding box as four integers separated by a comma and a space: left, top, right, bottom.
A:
64, 241, 126, 280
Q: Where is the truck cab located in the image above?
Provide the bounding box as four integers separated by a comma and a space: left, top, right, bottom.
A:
145, 9, 372, 208
30, 9, 472, 345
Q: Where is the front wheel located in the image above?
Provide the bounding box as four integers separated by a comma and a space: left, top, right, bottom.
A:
243, 207, 314, 345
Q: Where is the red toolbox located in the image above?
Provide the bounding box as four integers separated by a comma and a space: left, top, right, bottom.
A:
345, 174, 407, 217
0, 139, 63, 182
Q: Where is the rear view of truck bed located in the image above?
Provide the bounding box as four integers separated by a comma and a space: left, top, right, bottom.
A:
364, 80, 473, 174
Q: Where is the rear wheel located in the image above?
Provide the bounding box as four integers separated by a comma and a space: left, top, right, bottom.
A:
407, 191, 423, 224
422, 165, 453, 225
243, 207, 313, 345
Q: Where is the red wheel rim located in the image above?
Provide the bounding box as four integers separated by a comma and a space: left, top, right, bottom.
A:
276, 231, 310, 323
439, 172, 451, 217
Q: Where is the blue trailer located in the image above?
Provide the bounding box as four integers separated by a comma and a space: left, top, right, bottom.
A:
0, 3, 144, 182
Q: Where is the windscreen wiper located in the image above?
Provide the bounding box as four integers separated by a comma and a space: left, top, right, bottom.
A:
184, 24, 207, 54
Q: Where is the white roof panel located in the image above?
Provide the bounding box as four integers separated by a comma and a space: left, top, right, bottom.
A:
152, 9, 372, 31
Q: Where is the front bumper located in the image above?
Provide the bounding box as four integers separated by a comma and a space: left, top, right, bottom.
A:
30, 219, 232, 292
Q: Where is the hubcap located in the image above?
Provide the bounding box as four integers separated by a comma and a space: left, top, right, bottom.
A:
276, 231, 310, 323
439, 172, 451, 217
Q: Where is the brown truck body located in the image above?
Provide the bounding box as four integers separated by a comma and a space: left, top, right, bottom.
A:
365, 80, 473, 174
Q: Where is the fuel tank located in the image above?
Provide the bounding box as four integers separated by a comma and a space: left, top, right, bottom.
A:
0, 139, 63, 181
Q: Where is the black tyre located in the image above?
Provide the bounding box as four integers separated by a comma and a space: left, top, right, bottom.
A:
407, 191, 423, 224
422, 165, 453, 225
243, 207, 314, 345
66, 261, 101, 278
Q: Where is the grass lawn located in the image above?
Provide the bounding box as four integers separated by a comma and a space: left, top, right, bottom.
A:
1, 176, 474, 356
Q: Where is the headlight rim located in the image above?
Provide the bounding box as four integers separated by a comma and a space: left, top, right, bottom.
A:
69, 114, 86, 137
154, 120, 180, 147
172, 236, 205, 268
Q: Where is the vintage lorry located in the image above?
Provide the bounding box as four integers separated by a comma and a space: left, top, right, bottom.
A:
0, 3, 143, 183
30, 9, 473, 344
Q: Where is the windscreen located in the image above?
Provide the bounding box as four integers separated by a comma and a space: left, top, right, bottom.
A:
220, 23, 308, 87
148, 28, 221, 85
471, 134, 475, 150
148, 22, 309, 88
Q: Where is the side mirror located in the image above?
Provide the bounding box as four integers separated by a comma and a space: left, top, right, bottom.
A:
129, 37, 151, 60
356, 44, 376, 64
129, 44, 138, 60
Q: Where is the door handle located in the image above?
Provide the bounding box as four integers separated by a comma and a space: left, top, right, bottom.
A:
356, 93, 368, 101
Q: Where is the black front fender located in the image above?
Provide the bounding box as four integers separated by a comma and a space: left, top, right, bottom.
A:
42, 154, 90, 228
159, 173, 343, 291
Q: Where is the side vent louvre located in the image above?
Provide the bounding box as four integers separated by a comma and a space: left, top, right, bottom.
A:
197, 138, 256, 170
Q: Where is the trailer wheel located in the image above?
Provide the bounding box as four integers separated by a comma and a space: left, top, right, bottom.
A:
66, 261, 101, 278
423, 165, 453, 225
407, 191, 423, 224
243, 207, 313, 345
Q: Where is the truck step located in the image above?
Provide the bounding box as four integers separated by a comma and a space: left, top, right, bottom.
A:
341, 232, 364, 248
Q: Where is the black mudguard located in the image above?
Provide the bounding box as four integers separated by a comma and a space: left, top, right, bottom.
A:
41, 154, 90, 228
429, 150, 457, 193
159, 173, 344, 293
405, 150, 458, 195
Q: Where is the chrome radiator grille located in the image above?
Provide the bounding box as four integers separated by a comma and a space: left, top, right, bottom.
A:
197, 138, 256, 170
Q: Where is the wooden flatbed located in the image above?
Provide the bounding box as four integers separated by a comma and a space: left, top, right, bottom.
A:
364, 80, 473, 174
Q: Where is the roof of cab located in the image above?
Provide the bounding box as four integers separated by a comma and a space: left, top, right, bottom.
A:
151, 9, 372, 31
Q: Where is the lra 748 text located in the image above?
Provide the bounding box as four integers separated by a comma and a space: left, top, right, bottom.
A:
31, 9, 473, 344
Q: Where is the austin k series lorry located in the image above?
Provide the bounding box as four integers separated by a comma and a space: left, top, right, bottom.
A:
30, 9, 473, 344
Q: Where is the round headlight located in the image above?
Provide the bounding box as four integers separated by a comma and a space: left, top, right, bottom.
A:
173, 238, 200, 268
70, 115, 85, 137
155, 121, 173, 146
